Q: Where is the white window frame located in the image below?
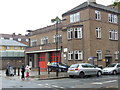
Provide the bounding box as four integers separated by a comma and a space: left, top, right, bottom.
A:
96, 50, 102, 60
18, 38, 21, 41
108, 14, 118, 23
114, 51, 119, 60
95, 10, 101, 20
41, 37, 48, 45
67, 28, 73, 39
68, 51, 74, 60
74, 50, 83, 60
109, 30, 118, 40
70, 12, 80, 23
31, 40, 37, 46
10, 38, 13, 40
53, 34, 62, 43
74, 27, 82, 39
26, 39, 29, 42
96, 27, 101, 38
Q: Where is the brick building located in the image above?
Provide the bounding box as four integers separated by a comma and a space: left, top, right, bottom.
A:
25, 0, 120, 71
0, 39, 27, 69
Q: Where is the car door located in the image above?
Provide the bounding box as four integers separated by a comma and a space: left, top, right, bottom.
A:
87, 64, 97, 75
117, 64, 120, 73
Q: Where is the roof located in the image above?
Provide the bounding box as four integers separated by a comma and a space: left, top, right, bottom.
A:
62, 2, 120, 16
0, 39, 28, 47
0, 33, 28, 39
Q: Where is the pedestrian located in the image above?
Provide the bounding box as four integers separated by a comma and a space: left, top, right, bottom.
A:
6, 62, 10, 76
20, 63, 25, 80
25, 65, 30, 80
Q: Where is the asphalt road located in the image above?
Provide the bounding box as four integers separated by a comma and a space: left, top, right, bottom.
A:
1, 74, 119, 89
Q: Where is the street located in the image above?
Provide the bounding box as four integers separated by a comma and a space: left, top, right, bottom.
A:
1, 74, 119, 89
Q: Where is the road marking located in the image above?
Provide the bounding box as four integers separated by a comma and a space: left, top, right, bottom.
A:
91, 80, 117, 85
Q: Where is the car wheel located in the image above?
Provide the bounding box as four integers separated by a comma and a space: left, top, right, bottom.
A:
69, 75, 74, 78
97, 71, 102, 77
113, 70, 117, 75
79, 72, 85, 78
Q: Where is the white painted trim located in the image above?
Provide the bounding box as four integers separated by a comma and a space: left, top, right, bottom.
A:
25, 49, 61, 54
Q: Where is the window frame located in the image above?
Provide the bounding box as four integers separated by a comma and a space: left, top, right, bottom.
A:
95, 10, 101, 20
96, 50, 102, 60
96, 27, 101, 39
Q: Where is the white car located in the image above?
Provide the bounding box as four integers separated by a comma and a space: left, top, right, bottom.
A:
67, 63, 102, 78
102, 63, 120, 75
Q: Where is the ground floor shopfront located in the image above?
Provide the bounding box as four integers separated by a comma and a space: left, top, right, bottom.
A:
25, 49, 61, 72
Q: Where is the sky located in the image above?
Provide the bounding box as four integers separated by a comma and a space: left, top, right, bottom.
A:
0, 0, 115, 35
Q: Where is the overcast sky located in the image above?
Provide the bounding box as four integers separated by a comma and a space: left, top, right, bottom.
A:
0, 0, 114, 35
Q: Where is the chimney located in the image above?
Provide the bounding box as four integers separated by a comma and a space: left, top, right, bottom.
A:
12, 33, 15, 36
18, 33, 21, 35
87, 0, 96, 3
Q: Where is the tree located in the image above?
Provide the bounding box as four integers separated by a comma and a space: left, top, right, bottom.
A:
112, 0, 120, 6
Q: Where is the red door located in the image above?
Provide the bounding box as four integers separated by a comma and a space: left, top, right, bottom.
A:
50, 51, 60, 63
39, 53, 46, 72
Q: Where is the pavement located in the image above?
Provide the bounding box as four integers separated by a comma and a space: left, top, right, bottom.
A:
0, 69, 69, 80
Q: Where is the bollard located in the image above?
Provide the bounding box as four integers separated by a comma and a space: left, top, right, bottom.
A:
48, 66, 50, 74
18, 67, 20, 76
14, 67, 16, 75
38, 67, 40, 75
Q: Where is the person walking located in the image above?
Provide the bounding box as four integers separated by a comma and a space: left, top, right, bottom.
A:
20, 63, 25, 80
6, 62, 10, 76
25, 65, 30, 80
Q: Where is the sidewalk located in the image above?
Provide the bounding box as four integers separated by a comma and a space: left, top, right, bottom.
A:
1, 69, 69, 80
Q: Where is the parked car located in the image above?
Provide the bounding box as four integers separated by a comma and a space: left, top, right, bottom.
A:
67, 63, 102, 78
102, 63, 120, 75
47, 62, 69, 72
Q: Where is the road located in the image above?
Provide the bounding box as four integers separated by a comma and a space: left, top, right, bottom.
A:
1, 74, 119, 89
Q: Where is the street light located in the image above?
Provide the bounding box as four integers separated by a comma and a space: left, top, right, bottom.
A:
51, 16, 66, 77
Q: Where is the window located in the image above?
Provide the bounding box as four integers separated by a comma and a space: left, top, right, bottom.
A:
96, 27, 101, 38
6, 46, 10, 50
68, 51, 74, 60
109, 30, 118, 40
0, 37, 4, 39
70, 12, 80, 23
31, 40, 37, 46
9, 38, 13, 40
74, 50, 83, 60
41, 37, 48, 45
114, 51, 119, 60
53, 35, 62, 43
108, 14, 118, 23
26, 39, 29, 42
18, 38, 21, 41
67, 28, 73, 39
95, 10, 101, 20
96, 50, 102, 60
74, 27, 82, 39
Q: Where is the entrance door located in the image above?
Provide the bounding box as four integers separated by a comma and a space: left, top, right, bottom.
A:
105, 57, 112, 66
39, 53, 47, 72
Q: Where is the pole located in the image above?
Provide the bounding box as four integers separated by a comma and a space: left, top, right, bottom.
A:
56, 21, 59, 77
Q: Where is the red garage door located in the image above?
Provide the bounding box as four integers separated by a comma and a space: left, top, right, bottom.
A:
39, 53, 47, 72
50, 51, 60, 63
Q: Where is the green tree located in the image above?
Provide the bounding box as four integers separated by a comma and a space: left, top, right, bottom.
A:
113, 0, 120, 6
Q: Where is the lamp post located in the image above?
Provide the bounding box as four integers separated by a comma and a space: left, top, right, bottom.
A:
51, 17, 66, 77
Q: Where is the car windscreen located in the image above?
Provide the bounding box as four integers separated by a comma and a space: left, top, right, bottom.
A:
107, 64, 116, 67
70, 64, 79, 68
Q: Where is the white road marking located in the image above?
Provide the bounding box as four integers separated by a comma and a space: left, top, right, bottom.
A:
91, 80, 117, 85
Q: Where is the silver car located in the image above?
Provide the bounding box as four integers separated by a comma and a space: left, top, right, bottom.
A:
102, 63, 120, 75
67, 63, 102, 78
